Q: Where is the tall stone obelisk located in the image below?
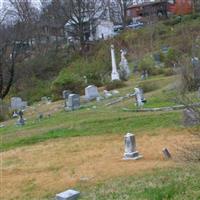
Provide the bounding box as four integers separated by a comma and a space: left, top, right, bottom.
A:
111, 44, 120, 81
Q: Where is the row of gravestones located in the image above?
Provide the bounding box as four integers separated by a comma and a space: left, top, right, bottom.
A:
63, 84, 148, 111
63, 85, 120, 111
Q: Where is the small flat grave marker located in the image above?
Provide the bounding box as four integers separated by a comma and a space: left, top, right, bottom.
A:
55, 189, 80, 200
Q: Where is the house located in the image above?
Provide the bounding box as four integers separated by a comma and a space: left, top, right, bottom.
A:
126, 0, 193, 20
167, 0, 193, 15
64, 7, 114, 42
126, 0, 168, 19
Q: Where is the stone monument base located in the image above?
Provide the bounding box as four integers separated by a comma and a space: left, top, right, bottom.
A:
123, 151, 143, 160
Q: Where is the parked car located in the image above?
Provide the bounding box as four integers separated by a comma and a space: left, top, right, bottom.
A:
127, 21, 144, 29
113, 25, 123, 32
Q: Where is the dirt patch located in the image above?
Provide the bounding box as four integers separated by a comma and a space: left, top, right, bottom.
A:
1, 129, 191, 200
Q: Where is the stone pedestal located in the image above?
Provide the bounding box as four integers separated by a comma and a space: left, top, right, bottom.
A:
111, 45, 120, 81
123, 133, 142, 160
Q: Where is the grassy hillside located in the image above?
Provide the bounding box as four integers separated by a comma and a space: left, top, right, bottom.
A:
1, 14, 200, 200
7, 14, 200, 103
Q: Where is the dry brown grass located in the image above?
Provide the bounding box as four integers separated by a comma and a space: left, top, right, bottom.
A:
1, 129, 192, 200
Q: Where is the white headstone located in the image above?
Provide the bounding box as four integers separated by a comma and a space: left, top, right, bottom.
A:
123, 133, 142, 160
111, 45, 120, 81
85, 85, 99, 100
55, 189, 80, 200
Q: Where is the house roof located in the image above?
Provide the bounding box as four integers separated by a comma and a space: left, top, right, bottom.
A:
127, 0, 167, 9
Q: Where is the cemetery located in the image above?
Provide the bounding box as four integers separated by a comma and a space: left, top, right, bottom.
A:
1, 7, 200, 200
1, 68, 200, 200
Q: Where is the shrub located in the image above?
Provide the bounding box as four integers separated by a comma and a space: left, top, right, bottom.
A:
164, 16, 182, 26
164, 48, 179, 68
52, 69, 85, 99
139, 80, 159, 93
138, 55, 155, 74
105, 80, 126, 91
163, 68, 175, 76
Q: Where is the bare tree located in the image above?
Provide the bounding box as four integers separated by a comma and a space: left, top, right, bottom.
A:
64, 0, 107, 50
109, 0, 132, 27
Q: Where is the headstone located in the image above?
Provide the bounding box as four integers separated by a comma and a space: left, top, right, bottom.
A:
41, 96, 48, 103
141, 70, 148, 80
162, 148, 171, 159
11, 97, 22, 110
38, 113, 43, 120
16, 110, 25, 126
55, 189, 80, 200
111, 44, 120, 81
85, 85, 99, 100
63, 90, 72, 99
161, 46, 169, 54
119, 49, 130, 80
183, 108, 199, 126
63, 90, 72, 107
192, 57, 200, 82
12, 111, 18, 118
103, 90, 112, 98
123, 133, 142, 160
21, 101, 27, 108
153, 53, 161, 63
96, 96, 104, 102
111, 90, 120, 95
66, 94, 80, 111
11, 97, 27, 110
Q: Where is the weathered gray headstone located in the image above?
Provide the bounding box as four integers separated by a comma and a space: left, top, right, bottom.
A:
85, 85, 99, 100
183, 108, 199, 126
11, 97, 22, 110
41, 96, 48, 103
63, 90, 72, 99
162, 148, 171, 159
16, 110, 25, 126
192, 57, 200, 82
123, 133, 142, 160
66, 94, 80, 111
11, 97, 27, 110
55, 189, 80, 200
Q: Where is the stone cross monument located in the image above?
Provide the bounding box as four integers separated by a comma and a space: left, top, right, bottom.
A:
111, 44, 120, 81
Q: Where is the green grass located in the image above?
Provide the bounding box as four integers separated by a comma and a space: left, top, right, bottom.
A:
0, 110, 181, 151
78, 165, 200, 200
0, 75, 184, 151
